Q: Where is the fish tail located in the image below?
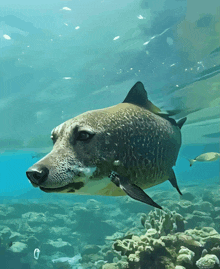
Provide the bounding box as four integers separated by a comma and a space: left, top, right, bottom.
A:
188, 159, 196, 167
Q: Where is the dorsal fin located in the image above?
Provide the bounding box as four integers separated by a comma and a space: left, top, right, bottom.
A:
123, 82, 161, 114
177, 117, 187, 129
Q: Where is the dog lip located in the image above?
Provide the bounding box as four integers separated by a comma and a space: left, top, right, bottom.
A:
40, 181, 84, 193
40, 185, 69, 192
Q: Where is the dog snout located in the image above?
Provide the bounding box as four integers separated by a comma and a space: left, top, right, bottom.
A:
26, 165, 49, 185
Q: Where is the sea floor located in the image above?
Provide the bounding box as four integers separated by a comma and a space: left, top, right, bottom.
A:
0, 182, 219, 269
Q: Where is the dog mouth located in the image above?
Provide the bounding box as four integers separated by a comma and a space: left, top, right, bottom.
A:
28, 166, 97, 193
40, 181, 85, 193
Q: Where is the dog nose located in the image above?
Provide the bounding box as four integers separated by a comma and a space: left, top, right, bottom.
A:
26, 165, 49, 185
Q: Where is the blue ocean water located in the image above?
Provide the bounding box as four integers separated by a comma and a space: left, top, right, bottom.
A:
0, 0, 220, 268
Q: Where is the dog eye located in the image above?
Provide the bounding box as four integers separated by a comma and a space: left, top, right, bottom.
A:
77, 131, 93, 141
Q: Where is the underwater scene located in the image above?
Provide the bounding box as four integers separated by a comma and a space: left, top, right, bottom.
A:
0, 0, 220, 268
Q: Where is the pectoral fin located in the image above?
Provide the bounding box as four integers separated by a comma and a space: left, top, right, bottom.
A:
169, 169, 182, 195
109, 171, 162, 210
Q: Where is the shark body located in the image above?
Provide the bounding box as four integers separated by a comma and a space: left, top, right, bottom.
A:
26, 82, 186, 209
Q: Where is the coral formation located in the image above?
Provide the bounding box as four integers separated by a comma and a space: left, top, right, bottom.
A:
143, 208, 185, 235
0, 184, 219, 269
104, 208, 220, 269
196, 254, 219, 269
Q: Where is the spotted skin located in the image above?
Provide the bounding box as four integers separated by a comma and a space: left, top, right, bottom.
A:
27, 82, 184, 199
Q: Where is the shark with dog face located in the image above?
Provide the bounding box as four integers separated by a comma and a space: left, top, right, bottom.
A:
26, 82, 186, 209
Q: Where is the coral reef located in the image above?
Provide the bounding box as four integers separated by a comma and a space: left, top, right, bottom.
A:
0, 184, 219, 269
104, 208, 220, 269
142, 208, 185, 235
196, 254, 219, 269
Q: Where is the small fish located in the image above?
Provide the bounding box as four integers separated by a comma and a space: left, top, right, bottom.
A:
189, 152, 220, 166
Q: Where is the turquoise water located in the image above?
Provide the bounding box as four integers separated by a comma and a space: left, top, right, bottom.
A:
0, 0, 220, 268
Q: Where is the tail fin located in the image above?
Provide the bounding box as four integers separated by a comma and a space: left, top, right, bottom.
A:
177, 117, 187, 129
188, 159, 196, 167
